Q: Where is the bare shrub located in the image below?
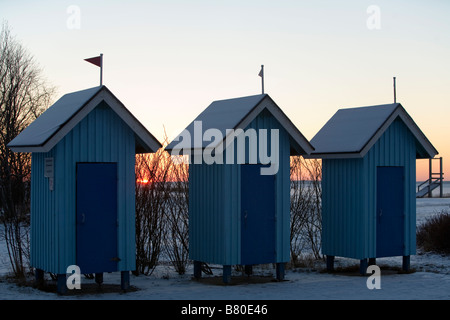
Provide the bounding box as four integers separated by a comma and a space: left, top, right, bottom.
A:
417, 210, 450, 254
134, 133, 190, 276
164, 156, 189, 274
134, 147, 171, 276
290, 156, 322, 265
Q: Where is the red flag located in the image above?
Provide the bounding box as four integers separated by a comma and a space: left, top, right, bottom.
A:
84, 55, 102, 67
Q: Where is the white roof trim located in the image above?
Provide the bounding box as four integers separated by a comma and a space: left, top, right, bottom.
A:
396, 107, 438, 158
101, 92, 162, 153
358, 107, 402, 158
263, 97, 315, 155
231, 96, 314, 155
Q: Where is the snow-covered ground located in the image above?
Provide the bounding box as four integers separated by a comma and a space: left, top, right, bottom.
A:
0, 198, 449, 300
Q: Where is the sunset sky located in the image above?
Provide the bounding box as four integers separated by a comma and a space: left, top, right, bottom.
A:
3, 0, 449, 181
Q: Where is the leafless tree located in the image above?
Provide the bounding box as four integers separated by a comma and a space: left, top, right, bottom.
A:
0, 23, 54, 278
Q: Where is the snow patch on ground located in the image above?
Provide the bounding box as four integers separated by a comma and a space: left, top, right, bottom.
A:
0, 198, 449, 300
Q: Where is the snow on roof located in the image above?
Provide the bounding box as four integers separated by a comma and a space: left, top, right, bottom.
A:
166, 94, 266, 150
165, 94, 314, 155
309, 103, 438, 159
8, 86, 102, 148
191, 94, 267, 136
8, 86, 162, 153
311, 104, 398, 154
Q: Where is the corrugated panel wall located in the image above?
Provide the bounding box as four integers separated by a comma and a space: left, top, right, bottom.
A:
31, 102, 136, 274
189, 102, 291, 265
322, 117, 417, 259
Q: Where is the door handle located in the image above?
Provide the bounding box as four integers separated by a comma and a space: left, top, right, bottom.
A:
81, 213, 85, 224
244, 210, 248, 226
379, 209, 383, 218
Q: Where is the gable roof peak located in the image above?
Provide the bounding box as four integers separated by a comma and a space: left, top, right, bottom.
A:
166, 93, 314, 155
7, 86, 162, 153
308, 102, 437, 159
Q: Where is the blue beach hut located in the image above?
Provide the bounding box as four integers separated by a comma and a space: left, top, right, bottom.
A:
8, 86, 162, 293
166, 94, 314, 283
307, 103, 438, 273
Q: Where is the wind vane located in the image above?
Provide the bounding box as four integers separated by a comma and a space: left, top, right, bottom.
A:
85, 53, 103, 86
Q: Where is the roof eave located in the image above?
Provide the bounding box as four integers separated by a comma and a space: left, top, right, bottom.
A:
7, 145, 50, 153
304, 152, 363, 159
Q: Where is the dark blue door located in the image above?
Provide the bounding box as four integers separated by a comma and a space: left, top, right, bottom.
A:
241, 164, 276, 265
76, 163, 118, 274
376, 166, 404, 257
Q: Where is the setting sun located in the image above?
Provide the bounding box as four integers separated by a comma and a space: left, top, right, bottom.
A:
137, 178, 149, 184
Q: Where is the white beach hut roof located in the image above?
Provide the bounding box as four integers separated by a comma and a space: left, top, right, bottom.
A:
308, 103, 438, 159
8, 86, 162, 153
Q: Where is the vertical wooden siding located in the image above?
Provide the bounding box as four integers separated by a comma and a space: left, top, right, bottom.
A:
321, 158, 364, 259
31, 102, 136, 274
188, 163, 228, 264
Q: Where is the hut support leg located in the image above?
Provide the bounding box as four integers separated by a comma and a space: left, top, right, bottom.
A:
193, 261, 202, 279
359, 259, 368, 275
326, 255, 335, 272
121, 271, 130, 291
57, 274, 67, 295
369, 258, 376, 266
35, 268, 44, 288
95, 273, 103, 285
223, 265, 231, 284
244, 265, 253, 276
276, 263, 285, 281
402, 255, 410, 272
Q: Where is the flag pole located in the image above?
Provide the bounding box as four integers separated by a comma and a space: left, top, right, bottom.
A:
100, 53, 103, 86
260, 65, 264, 94
393, 76, 396, 103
